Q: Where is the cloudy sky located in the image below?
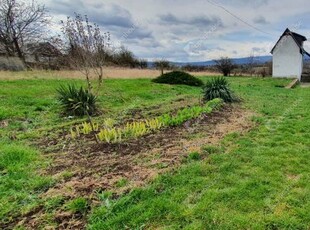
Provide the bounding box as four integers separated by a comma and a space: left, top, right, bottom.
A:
39, 0, 310, 62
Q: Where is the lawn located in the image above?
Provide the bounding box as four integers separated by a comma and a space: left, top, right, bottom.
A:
88, 79, 310, 229
0, 76, 201, 227
1, 73, 309, 229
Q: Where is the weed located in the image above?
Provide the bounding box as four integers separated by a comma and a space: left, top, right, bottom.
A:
188, 152, 201, 161
116, 178, 129, 188
44, 196, 65, 212
65, 197, 89, 214
202, 145, 222, 155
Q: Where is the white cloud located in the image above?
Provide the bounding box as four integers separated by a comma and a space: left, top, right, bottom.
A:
37, 0, 310, 61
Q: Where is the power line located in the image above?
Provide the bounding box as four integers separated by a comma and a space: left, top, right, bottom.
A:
206, 0, 274, 36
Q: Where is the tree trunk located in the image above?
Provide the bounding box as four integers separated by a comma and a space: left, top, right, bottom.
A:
12, 38, 25, 63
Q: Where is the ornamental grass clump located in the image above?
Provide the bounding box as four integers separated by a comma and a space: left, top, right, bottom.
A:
203, 77, 239, 103
57, 84, 97, 116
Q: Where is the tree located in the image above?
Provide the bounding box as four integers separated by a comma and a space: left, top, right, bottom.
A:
0, 0, 50, 62
154, 59, 171, 75
61, 14, 111, 92
138, 59, 148, 69
113, 46, 137, 68
214, 57, 236, 76
245, 54, 258, 76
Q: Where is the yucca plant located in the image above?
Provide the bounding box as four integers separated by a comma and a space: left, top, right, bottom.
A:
57, 84, 97, 116
203, 77, 238, 103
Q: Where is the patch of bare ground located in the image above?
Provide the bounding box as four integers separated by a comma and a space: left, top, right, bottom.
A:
15, 105, 256, 229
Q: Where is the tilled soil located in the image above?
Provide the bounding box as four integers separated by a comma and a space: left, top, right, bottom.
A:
12, 105, 255, 229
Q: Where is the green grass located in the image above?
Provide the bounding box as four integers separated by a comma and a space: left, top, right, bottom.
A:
0, 77, 201, 226
65, 197, 89, 214
88, 78, 310, 229
0, 142, 53, 224
0, 78, 200, 140
2, 75, 308, 229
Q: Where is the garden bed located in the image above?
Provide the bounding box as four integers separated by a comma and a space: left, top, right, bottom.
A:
14, 104, 255, 229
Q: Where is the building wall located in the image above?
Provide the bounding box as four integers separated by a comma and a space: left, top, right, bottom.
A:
272, 35, 303, 80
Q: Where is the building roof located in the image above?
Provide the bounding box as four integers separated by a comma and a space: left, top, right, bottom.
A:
271, 28, 310, 56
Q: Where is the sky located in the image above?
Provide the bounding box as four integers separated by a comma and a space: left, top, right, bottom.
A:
38, 0, 310, 62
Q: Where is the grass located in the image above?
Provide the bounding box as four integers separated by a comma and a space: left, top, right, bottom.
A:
2, 73, 308, 228
0, 78, 199, 138
65, 197, 89, 214
0, 76, 200, 226
0, 142, 53, 224
88, 77, 310, 229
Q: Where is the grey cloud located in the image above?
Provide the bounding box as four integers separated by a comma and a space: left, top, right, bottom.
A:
252, 47, 267, 53
219, 0, 269, 8
253, 16, 269, 25
48, 0, 154, 41
48, 0, 136, 28
158, 13, 223, 27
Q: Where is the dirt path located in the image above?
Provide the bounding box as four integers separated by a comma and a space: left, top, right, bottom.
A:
15, 105, 255, 229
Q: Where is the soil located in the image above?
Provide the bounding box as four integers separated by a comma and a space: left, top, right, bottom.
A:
12, 105, 256, 229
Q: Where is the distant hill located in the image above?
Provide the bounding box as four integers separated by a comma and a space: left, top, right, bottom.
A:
170, 56, 273, 67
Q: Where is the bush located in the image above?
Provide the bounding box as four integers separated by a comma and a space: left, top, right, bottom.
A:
203, 77, 238, 103
214, 57, 236, 76
152, 71, 203, 87
57, 84, 97, 116
0, 57, 25, 71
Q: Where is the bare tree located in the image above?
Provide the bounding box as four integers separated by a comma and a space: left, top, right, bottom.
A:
214, 57, 236, 76
0, 0, 50, 62
245, 54, 258, 76
113, 46, 137, 68
61, 14, 110, 92
154, 59, 171, 75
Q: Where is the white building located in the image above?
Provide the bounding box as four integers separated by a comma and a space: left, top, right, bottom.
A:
271, 28, 310, 81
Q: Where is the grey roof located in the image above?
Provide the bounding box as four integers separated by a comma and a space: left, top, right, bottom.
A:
271, 28, 309, 56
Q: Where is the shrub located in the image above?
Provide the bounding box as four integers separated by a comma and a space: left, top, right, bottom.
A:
203, 77, 238, 103
57, 84, 97, 116
0, 57, 25, 71
214, 57, 236, 76
152, 71, 203, 87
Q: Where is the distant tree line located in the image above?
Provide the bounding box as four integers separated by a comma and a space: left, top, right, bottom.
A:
0, 0, 148, 71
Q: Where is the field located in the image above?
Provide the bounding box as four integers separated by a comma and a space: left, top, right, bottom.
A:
0, 67, 220, 81
1, 70, 310, 229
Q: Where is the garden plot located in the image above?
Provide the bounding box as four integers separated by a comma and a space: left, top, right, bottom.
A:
17, 104, 255, 229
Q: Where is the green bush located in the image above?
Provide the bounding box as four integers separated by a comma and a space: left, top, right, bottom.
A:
57, 84, 97, 116
203, 77, 238, 103
152, 71, 203, 87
